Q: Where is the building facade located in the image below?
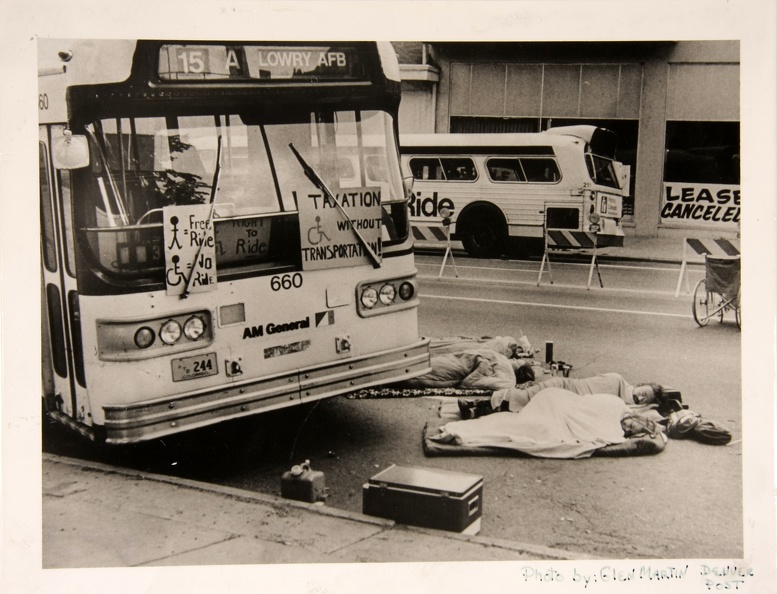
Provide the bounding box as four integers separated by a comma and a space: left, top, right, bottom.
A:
394, 41, 740, 239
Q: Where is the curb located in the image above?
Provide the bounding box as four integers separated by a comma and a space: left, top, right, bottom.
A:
43, 453, 392, 527
44, 453, 603, 561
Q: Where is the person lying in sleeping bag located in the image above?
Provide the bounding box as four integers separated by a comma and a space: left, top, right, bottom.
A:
435, 387, 667, 459
405, 348, 535, 392
456, 375, 732, 446
458, 372, 666, 418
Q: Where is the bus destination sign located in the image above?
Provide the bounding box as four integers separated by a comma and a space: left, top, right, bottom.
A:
158, 44, 365, 82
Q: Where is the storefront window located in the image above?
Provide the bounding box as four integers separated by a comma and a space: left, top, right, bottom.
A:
664, 121, 740, 185
661, 121, 740, 228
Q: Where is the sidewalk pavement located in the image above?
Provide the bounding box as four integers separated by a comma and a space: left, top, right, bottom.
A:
43, 453, 601, 568
599, 234, 743, 264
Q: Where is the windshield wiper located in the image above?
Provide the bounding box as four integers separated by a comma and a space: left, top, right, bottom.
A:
288, 143, 381, 269
183, 135, 223, 298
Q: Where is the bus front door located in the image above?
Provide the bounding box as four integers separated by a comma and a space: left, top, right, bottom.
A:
40, 126, 90, 435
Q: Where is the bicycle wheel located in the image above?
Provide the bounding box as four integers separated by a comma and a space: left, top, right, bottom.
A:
692, 278, 711, 326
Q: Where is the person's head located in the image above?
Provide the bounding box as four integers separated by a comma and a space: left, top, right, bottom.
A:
632, 382, 665, 405
620, 412, 661, 438
511, 359, 535, 384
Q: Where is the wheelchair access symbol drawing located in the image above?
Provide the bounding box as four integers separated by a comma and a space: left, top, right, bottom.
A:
307, 216, 332, 245
166, 254, 188, 287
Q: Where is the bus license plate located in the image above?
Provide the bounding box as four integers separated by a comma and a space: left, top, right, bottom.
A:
171, 353, 218, 382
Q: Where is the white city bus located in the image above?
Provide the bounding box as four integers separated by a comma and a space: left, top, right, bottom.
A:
401, 126, 628, 257
39, 39, 430, 444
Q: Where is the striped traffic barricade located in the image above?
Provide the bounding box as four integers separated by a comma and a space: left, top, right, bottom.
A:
674, 237, 740, 297
411, 223, 449, 245
411, 216, 460, 278
537, 229, 604, 290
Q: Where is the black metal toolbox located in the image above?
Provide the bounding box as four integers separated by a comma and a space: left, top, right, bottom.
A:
363, 465, 483, 534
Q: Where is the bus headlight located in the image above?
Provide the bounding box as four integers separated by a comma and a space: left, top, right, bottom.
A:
360, 287, 379, 309
398, 281, 415, 301
183, 315, 206, 341
356, 276, 418, 317
379, 283, 396, 305
134, 327, 155, 349
588, 212, 601, 224
159, 319, 182, 345
97, 310, 213, 361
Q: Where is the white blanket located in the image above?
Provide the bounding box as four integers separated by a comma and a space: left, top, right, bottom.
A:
441, 388, 630, 459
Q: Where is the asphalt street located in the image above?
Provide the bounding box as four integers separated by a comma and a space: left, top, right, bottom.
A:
42, 250, 744, 560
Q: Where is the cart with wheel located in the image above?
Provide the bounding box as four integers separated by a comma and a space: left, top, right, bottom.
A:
692, 255, 741, 329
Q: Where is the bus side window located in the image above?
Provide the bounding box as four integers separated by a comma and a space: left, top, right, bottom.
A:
522, 157, 560, 183
40, 143, 58, 273
486, 158, 523, 182
441, 157, 476, 181
409, 157, 443, 181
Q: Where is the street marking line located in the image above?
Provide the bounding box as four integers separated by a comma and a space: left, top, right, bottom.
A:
419, 293, 692, 319
418, 273, 686, 297
416, 260, 695, 273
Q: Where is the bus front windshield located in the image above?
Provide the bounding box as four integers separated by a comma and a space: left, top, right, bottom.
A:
585, 152, 621, 190
74, 110, 407, 283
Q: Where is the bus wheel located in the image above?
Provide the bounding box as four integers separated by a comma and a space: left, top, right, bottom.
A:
460, 210, 506, 258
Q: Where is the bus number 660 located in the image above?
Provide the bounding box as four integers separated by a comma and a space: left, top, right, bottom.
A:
271, 273, 303, 291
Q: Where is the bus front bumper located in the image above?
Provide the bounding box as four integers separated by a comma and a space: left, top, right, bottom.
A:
101, 338, 431, 445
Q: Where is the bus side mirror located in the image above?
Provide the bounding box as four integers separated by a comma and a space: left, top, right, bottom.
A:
402, 175, 415, 200
52, 133, 90, 169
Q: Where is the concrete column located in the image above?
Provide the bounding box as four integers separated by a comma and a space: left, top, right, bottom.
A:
633, 55, 670, 237
435, 62, 451, 133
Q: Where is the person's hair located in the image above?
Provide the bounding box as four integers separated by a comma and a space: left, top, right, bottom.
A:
637, 382, 666, 404
512, 361, 535, 384
621, 412, 661, 438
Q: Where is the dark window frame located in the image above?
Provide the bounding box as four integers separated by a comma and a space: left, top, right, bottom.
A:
664, 121, 740, 185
